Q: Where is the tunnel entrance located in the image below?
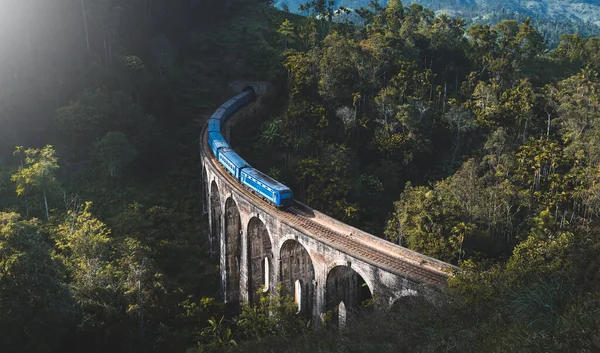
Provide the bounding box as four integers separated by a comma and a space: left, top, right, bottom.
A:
209, 181, 221, 258
242, 85, 256, 97
224, 197, 241, 305
247, 217, 272, 305
326, 266, 372, 327
280, 240, 315, 317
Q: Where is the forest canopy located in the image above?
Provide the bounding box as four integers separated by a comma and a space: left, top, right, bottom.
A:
0, 0, 599, 352
229, 1, 600, 350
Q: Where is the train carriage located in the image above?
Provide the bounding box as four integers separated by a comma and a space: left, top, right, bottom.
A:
208, 118, 221, 133
220, 90, 254, 117
240, 167, 294, 209
220, 97, 241, 117
208, 132, 228, 156
235, 90, 254, 106
210, 107, 226, 122
218, 148, 250, 179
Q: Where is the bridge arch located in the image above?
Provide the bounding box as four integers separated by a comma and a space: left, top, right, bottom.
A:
224, 197, 242, 305
247, 217, 273, 305
326, 265, 373, 327
279, 239, 315, 317
209, 181, 222, 258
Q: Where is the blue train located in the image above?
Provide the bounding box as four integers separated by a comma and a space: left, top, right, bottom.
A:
205, 88, 294, 209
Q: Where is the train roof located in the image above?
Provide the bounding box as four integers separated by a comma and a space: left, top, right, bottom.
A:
208, 118, 221, 132
233, 91, 251, 100
221, 91, 251, 108
208, 131, 226, 142
219, 148, 250, 169
220, 97, 238, 109
242, 167, 292, 193
210, 107, 226, 120
208, 132, 228, 146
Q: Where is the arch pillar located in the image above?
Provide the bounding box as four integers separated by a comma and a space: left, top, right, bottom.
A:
246, 216, 274, 305
279, 239, 315, 319
202, 166, 208, 215
313, 260, 329, 324
209, 180, 222, 259
238, 212, 251, 303
223, 197, 242, 306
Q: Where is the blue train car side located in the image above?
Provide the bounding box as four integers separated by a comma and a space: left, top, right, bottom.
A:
236, 90, 254, 106
208, 118, 221, 133
208, 132, 228, 156
221, 97, 241, 117
221, 91, 254, 117
218, 148, 250, 179
240, 168, 294, 209
210, 107, 226, 122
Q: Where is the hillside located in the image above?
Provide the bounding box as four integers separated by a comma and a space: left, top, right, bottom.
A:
276, 0, 600, 24
274, 0, 600, 46
2, 0, 600, 351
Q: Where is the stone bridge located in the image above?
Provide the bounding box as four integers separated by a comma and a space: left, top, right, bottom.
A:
200, 83, 455, 324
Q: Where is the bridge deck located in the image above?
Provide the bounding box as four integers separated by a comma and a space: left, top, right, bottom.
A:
202, 107, 455, 287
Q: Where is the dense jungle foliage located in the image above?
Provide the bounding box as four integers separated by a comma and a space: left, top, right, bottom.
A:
229, 0, 600, 351
0, 0, 285, 352
1, 0, 599, 352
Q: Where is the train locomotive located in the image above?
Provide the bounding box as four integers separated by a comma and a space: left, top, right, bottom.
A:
204, 88, 294, 209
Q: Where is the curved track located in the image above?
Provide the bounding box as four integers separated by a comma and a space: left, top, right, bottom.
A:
202, 106, 454, 287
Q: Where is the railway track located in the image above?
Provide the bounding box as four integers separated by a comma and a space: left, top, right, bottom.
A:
284, 207, 449, 286
202, 125, 452, 287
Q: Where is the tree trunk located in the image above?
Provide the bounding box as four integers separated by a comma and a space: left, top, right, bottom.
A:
81, 0, 90, 53
103, 27, 109, 67
43, 190, 50, 220
20, 160, 29, 217
138, 259, 145, 338
451, 126, 460, 166
24, 189, 29, 217
26, 17, 32, 70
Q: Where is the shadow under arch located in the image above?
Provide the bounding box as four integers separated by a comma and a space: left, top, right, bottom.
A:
209, 181, 221, 258
280, 239, 315, 318
325, 265, 373, 327
224, 197, 242, 306
247, 217, 273, 305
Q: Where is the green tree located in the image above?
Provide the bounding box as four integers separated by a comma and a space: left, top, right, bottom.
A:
93, 131, 138, 184
0, 212, 75, 353
55, 88, 153, 155
53, 202, 120, 341
11, 145, 59, 220
236, 285, 310, 340
278, 19, 295, 50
